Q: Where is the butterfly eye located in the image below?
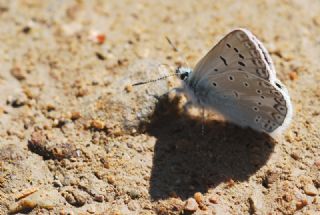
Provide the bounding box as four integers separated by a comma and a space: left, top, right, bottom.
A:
180, 73, 189, 80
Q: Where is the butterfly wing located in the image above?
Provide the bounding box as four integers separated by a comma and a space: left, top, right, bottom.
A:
191, 70, 292, 134
192, 28, 276, 82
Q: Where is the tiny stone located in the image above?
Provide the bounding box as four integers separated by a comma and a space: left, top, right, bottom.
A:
71, 111, 81, 120
313, 196, 319, 204
93, 194, 104, 202
291, 152, 300, 160
128, 200, 140, 211
76, 88, 88, 97
263, 171, 278, 188
289, 71, 298, 81
283, 193, 293, 202
95, 52, 106, 60
124, 84, 133, 93
90, 120, 105, 130
128, 190, 141, 199
314, 160, 320, 168
10, 66, 26, 80
249, 189, 265, 213
46, 103, 56, 111
53, 180, 63, 187
304, 184, 318, 196
184, 198, 198, 212
194, 192, 203, 204
209, 196, 218, 204
226, 178, 235, 187
296, 199, 308, 210
107, 176, 115, 185
22, 26, 31, 33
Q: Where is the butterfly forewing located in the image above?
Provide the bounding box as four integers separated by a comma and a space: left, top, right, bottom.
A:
192, 29, 276, 82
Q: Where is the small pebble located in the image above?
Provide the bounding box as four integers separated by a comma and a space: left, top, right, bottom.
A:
124, 84, 133, 93
87, 205, 96, 214
226, 178, 235, 188
184, 198, 198, 212
314, 160, 320, 168
107, 175, 115, 185
291, 152, 300, 160
93, 194, 104, 202
71, 111, 81, 120
7, 94, 27, 107
304, 184, 318, 196
76, 88, 88, 97
128, 190, 141, 199
296, 199, 308, 210
10, 66, 26, 80
263, 171, 278, 188
194, 192, 203, 204
90, 120, 105, 130
128, 200, 140, 211
209, 196, 218, 204
282, 193, 293, 202
289, 71, 298, 81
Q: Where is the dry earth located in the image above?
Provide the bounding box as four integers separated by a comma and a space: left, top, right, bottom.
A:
0, 0, 320, 214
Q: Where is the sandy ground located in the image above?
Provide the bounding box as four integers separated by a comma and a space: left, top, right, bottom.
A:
0, 0, 320, 214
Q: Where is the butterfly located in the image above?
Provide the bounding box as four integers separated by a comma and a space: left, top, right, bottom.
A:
134, 28, 293, 135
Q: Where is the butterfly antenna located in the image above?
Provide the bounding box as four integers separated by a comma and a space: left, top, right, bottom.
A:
132, 73, 176, 86
165, 36, 190, 68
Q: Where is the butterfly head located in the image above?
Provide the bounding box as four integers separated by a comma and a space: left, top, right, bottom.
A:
176, 67, 192, 82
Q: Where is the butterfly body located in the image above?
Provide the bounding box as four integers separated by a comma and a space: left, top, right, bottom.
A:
175, 29, 293, 135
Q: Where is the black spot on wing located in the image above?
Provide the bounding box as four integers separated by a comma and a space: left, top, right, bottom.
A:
275, 82, 282, 89
238, 61, 246, 67
220, 56, 228, 66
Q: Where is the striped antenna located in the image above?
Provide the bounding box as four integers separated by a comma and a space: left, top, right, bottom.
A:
132, 37, 188, 87
132, 73, 176, 86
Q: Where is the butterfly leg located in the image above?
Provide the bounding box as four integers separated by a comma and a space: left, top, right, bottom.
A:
201, 106, 205, 136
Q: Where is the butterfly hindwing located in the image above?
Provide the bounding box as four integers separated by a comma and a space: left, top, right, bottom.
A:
190, 70, 291, 134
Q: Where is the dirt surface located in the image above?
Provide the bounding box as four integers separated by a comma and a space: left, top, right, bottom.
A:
0, 0, 320, 214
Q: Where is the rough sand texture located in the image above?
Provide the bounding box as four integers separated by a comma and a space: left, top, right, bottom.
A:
0, 0, 320, 214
